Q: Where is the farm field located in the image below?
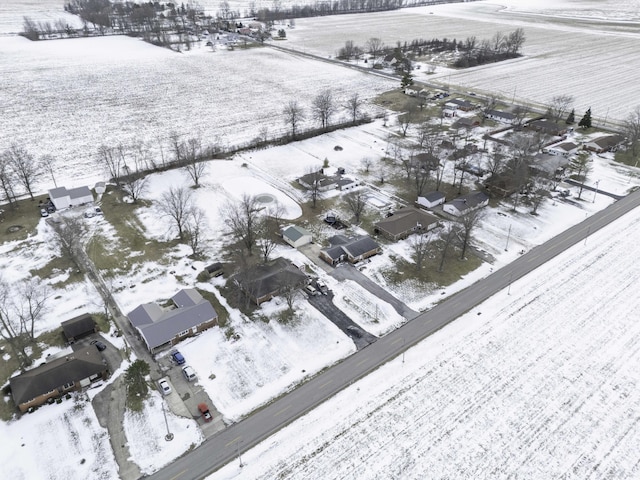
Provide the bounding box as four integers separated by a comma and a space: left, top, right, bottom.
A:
285, 0, 640, 124
209, 193, 640, 480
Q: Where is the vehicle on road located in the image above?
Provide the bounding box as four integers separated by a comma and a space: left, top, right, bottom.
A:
159, 379, 172, 395
304, 285, 318, 296
198, 403, 212, 422
347, 326, 362, 338
182, 365, 197, 381
171, 350, 185, 365
90, 340, 107, 351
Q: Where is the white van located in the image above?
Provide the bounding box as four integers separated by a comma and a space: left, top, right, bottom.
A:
304, 285, 318, 296
182, 365, 197, 382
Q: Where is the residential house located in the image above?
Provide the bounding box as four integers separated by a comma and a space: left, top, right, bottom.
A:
404, 85, 429, 98
374, 207, 439, 241
231, 257, 309, 305
583, 134, 624, 153
319, 235, 381, 266
484, 109, 516, 124
282, 225, 313, 248
336, 177, 360, 191
443, 191, 489, 217
416, 191, 446, 209
527, 119, 567, 137
61, 313, 97, 344
530, 153, 569, 177
48, 186, 94, 211
128, 289, 218, 353
543, 141, 579, 157
453, 116, 481, 130
298, 172, 337, 192
10, 346, 108, 413
447, 99, 475, 111
204, 262, 224, 278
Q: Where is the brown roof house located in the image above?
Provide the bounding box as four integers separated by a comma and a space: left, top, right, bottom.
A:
128, 289, 218, 353
319, 235, 381, 266
443, 191, 489, 217
374, 207, 439, 241
10, 346, 108, 413
231, 257, 309, 306
61, 313, 97, 344
583, 134, 624, 154
527, 119, 567, 137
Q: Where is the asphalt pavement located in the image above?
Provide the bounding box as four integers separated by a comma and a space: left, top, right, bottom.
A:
146, 187, 640, 480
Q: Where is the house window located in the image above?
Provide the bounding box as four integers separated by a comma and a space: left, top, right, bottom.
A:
62, 381, 74, 390
178, 329, 190, 337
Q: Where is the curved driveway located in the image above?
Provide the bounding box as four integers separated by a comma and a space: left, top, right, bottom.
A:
147, 188, 640, 480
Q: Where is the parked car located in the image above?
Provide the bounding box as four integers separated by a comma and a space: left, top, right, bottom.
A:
159, 379, 172, 395
316, 281, 329, 295
90, 340, 107, 351
182, 365, 197, 382
304, 284, 318, 296
40, 208, 49, 218
171, 350, 185, 365
198, 403, 212, 422
94, 206, 103, 215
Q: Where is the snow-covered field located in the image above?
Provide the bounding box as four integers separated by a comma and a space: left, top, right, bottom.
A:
284, 0, 640, 124
209, 186, 640, 480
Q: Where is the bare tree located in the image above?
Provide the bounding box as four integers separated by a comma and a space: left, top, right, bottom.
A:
437, 224, 457, 273
412, 161, 431, 197
304, 168, 325, 209
311, 89, 336, 130
15, 278, 49, 340
181, 137, 206, 187
255, 217, 278, 263
40, 154, 58, 188
221, 194, 262, 255
97, 144, 124, 185
121, 175, 148, 203
0, 278, 34, 367
0, 153, 17, 208
458, 208, 484, 260
547, 95, 574, 123
623, 105, 640, 157
4, 144, 40, 200
51, 215, 86, 271
345, 93, 363, 123
360, 157, 373, 173
280, 283, 299, 314
487, 145, 506, 176
569, 152, 592, 200
366, 37, 385, 63
410, 233, 431, 272
344, 190, 367, 224
283, 100, 305, 139
158, 186, 194, 240
184, 207, 207, 258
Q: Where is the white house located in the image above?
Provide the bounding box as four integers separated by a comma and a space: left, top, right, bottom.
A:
282, 225, 313, 248
484, 109, 516, 124
416, 191, 446, 209
443, 191, 489, 217
48, 186, 94, 211
543, 142, 579, 157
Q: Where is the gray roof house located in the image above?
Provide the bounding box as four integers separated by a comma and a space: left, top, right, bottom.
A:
61, 313, 97, 343
48, 186, 94, 211
484, 109, 516, 124
10, 346, 108, 413
319, 235, 381, 266
231, 257, 309, 305
128, 289, 218, 353
443, 191, 489, 217
416, 191, 446, 209
374, 207, 439, 241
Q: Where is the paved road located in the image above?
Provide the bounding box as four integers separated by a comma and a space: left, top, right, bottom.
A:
308, 293, 378, 349
331, 263, 419, 319
146, 188, 640, 480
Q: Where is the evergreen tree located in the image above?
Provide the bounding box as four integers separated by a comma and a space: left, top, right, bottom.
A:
566, 108, 575, 124
400, 72, 414, 89
578, 108, 592, 129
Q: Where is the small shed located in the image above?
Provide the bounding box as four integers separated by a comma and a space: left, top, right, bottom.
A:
282, 225, 313, 248
204, 262, 224, 278
61, 313, 97, 344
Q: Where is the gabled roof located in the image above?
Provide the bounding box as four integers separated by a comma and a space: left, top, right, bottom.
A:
375, 208, 439, 237
448, 98, 474, 109
127, 289, 217, 350
486, 109, 515, 120
550, 142, 578, 152
61, 313, 96, 340
446, 191, 489, 212
282, 225, 312, 242
68, 186, 92, 200
49, 187, 68, 199
342, 236, 380, 258
10, 347, 105, 406
419, 191, 446, 203
232, 258, 308, 301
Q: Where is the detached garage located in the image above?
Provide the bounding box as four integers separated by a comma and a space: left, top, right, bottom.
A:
282, 225, 313, 248
49, 186, 94, 211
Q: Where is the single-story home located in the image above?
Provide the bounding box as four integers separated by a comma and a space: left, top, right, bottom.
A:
61, 313, 97, 344
336, 177, 360, 191
454, 117, 481, 129
374, 207, 439, 241
10, 346, 108, 413
404, 85, 429, 98
128, 289, 218, 353
231, 257, 309, 305
48, 186, 94, 211
527, 119, 567, 137
319, 235, 381, 266
583, 134, 624, 153
282, 225, 313, 248
530, 153, 569, 177
543, 141, 579, 157
484, 109, 516, 124
443, 191, 490, 217
416, 191, 446, 209
298, 172, 338, 192
447, 99, 475, 111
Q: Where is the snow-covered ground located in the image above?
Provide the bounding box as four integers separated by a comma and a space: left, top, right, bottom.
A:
208, 183, 640, 480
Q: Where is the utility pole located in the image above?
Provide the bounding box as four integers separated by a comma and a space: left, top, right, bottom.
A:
505, 224, 512, 251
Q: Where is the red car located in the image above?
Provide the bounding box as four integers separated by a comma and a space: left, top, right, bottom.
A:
198, 403, 212, 422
